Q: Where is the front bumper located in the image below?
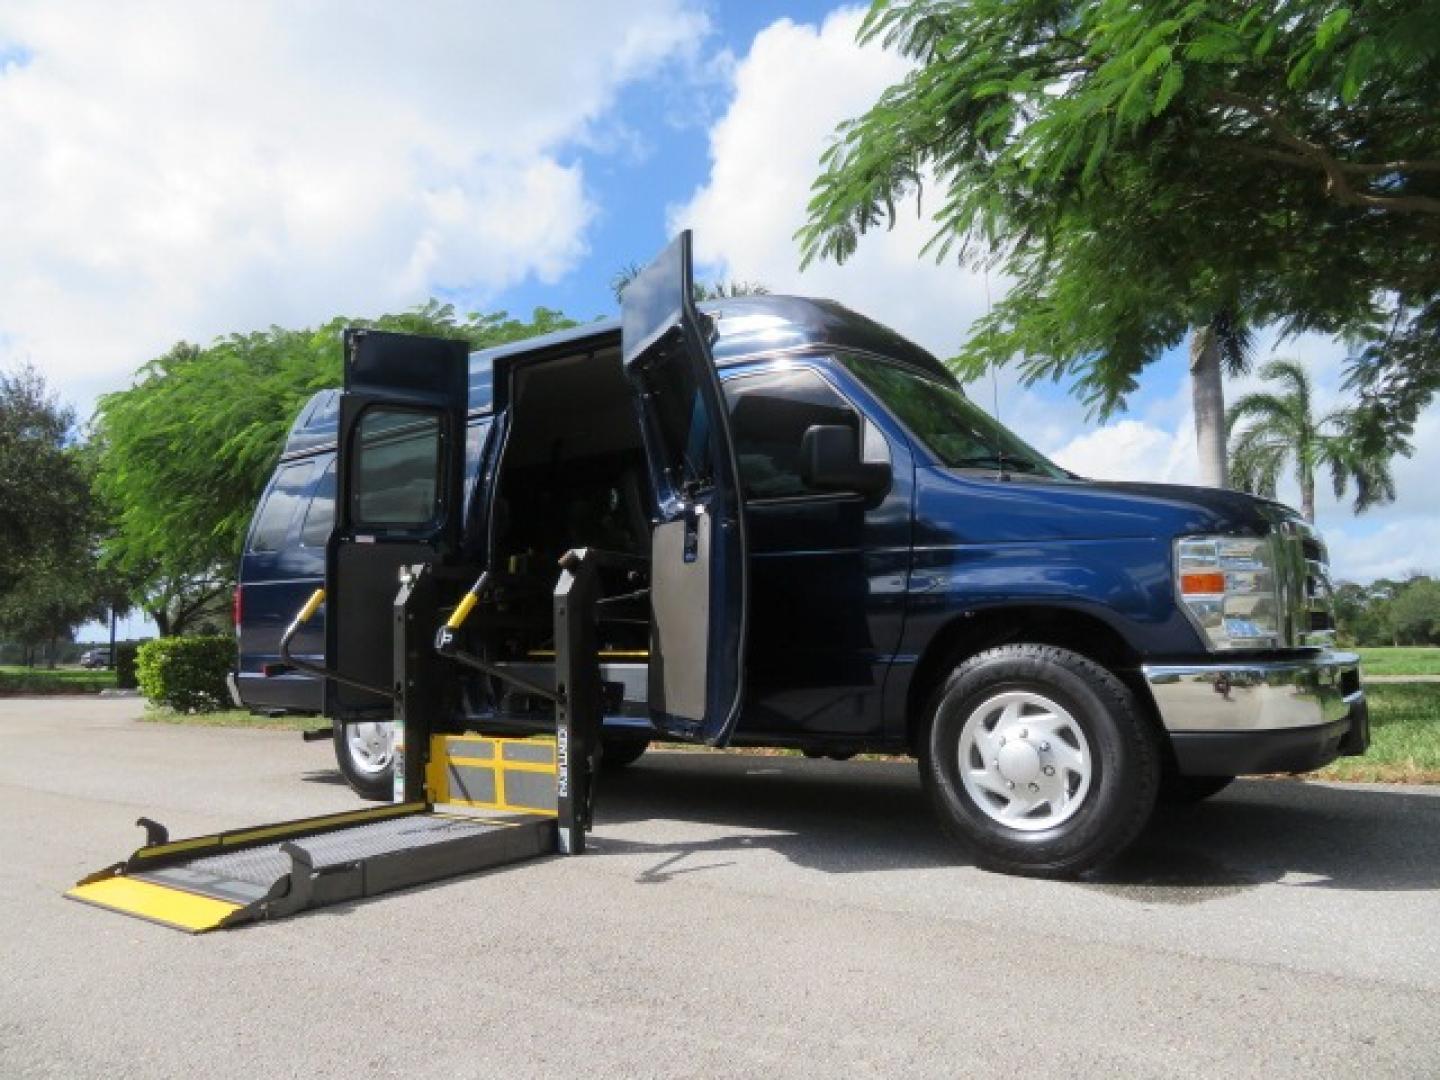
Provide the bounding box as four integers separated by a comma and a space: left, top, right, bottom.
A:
1143, 651, 1368, 776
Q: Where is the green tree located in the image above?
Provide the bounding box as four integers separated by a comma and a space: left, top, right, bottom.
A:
1227, 358, 1404, 520
92, 303, 578, 634
0, 366, 105, 661
799, 0, 1440, 488
1389, 576, 1440, 645
0, 366, 95, 597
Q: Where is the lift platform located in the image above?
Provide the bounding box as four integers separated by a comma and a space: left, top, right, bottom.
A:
66, 551, 609, 933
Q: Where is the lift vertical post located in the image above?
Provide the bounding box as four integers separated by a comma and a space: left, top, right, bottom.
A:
393, 564, 443, 803
554, 550, 605, 855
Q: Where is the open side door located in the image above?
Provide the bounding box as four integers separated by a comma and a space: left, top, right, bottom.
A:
622, 231, 749, 744
326, 329, 469, 712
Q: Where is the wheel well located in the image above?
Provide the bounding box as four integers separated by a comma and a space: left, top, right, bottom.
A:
904, 606, 1157, 752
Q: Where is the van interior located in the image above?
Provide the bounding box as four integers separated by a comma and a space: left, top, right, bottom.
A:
469, 344, 653, 723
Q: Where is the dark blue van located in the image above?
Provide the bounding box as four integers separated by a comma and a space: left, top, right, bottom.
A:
236, 233, 1367, 875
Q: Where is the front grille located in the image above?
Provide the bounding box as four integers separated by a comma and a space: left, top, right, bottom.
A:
1272, 518, 1335, 647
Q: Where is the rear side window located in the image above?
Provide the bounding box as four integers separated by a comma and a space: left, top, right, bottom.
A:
352, 408, 442, 527
300, 459, 336, 547
722, 368, 859, 499
248, 462, 314, 552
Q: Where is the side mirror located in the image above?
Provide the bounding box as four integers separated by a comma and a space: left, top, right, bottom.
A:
798, 424, 891, 499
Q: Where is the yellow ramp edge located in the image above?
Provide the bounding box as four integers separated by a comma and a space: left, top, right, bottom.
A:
67, 876, 240, 934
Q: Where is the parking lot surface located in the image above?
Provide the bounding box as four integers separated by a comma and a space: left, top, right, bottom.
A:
2, 697, 1437, 1078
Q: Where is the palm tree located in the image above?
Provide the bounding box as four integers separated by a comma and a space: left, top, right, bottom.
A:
1189, 310, 1254, 489
1227, 359, 1403, 522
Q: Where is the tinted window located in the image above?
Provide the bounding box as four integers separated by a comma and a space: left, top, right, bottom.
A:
353, 408, 441, 527
843, 355, 1066, 478
300, 459, 336, 547
723, 368, 859, 499
248, 462, 314, 552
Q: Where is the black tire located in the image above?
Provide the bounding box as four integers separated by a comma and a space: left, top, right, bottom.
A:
919, 644, 1161, 878
333, 718, 394, 801
601, 737, 650, 770
1157, 773, 1234, 804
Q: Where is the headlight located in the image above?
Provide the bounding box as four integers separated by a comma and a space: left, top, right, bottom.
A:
1175, 535, 1279, 650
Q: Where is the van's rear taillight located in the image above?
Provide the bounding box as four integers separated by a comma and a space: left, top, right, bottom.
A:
233, 586, 243, 632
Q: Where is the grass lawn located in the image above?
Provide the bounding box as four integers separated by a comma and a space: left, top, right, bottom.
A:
0, 665, 116, 694
1355, 646, 1440, 677
140, 707, 317, 731
1314, 682, 1440, 783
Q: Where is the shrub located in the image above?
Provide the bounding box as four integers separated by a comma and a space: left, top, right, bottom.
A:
136, 636, 234, 712
115, 642, 141, 689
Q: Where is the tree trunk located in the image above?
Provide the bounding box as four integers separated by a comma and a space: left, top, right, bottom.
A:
1300, 470, 1316, 523
1190, 326, 1228, 488
149, 606, 172, 637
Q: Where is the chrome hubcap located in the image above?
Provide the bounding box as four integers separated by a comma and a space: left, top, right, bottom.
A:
347, 721, 394, 776
958, 690, 1092, 831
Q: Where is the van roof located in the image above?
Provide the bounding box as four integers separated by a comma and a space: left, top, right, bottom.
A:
281, 295, 952, 459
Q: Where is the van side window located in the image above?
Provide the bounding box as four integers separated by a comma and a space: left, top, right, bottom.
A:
353, 408, 442, 527
722, 369, 859, 499
300, 460, 336, 547
248, 462, 314, 552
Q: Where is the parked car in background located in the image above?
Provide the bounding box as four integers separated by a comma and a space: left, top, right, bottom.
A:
79, 648, 111, 669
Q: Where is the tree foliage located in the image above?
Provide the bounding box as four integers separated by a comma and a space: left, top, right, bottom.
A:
0, 366, 104, 659
799, 0, 1440, 435
1227, 358, 1404, 519
1335, 574, 1440, 645
92, 302, 578, 630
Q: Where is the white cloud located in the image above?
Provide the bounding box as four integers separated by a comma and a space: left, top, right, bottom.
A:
669, 7, 993, 360
0, 0, 707, 412
1050, 418, 1197, 484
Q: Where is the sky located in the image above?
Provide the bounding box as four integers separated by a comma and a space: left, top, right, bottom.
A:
0, 1, 1435, 642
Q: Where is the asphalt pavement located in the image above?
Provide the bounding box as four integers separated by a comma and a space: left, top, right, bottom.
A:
2, 697, 1438, 1079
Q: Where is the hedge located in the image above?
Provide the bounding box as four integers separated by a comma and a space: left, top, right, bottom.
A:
136, 636, 235, 713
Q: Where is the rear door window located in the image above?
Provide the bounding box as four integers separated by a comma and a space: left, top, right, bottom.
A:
248, 462, 315, 552
351, 408, 443, 528
722, 368, 860, 499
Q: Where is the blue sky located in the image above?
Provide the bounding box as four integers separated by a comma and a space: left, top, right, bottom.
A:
0, 2, 1433, 643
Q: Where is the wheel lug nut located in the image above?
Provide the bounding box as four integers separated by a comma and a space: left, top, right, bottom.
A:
1007, 781, 1015, 789
1029, 782, 1040, 792
1043, 766, 1055, 776
1040, 742, 1050, 751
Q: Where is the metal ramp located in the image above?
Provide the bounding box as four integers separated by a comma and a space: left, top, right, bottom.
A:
67, 738, 560, 933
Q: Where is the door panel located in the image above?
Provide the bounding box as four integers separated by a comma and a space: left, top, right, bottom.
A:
622, 231, 748, 744
327, 329, 469, 712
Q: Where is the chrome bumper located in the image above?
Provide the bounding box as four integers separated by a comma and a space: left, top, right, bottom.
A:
1142, 651, 1364, 733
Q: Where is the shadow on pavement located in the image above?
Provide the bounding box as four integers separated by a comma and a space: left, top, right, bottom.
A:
593, 753, 1440, 896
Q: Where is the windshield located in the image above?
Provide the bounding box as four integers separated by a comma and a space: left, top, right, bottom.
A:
842, 355, 1068, 479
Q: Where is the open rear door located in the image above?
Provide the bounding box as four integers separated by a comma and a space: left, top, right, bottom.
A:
622, 231, 749, 744
326, 329, 469, 712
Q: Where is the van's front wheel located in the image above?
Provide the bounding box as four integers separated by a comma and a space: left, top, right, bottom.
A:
920, 645, 1159, 878
334, 718, 395, 801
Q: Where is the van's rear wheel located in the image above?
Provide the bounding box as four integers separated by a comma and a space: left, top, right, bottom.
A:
919, 645, 1160, 878
334, 718, 395, 801
601, 738, 650, 770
